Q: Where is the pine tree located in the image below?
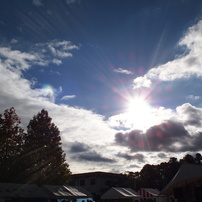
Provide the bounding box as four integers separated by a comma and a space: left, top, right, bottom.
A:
24, 109, 71, 185
0, 107, 24, 182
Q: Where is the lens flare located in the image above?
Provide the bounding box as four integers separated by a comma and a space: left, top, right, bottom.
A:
41, 84, 54, 96
38, 84, 57, 103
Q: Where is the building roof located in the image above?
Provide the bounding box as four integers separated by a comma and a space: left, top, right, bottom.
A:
71, 171, 124, 177
101, 187, 141, 199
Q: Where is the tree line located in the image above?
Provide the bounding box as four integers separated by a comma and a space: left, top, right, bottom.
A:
0, 107, 71, 185
124, 153, 202, 191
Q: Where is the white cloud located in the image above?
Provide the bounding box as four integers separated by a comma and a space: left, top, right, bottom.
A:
176, 103, 202, 134
108, 100, 202, 142
52, 59, 62, 65
0, 40, 79, 73
2, 19, 202, 173
108, 106, 175, 131
32, 0, 44, 7
133, 20, 202, 89
186, 95, 201, 100
1, 48, 202, 173
61, 95, 76, 100
0, 44, 116, 173
133, 76, 152, 89
11, 39, 18, 44
113, 68, 133, 75
47, 40, 79, 58
65, 0, 77, 4
0, 47, 37, 71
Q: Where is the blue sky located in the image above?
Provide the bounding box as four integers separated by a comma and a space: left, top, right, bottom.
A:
1, 0, 202, 174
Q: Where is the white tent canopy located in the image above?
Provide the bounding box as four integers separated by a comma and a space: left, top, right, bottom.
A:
0, 183, 48, 199
101, 187, 141, 199
161, 163, 202, 195
0, 183, 92, 200
139, 188, 160, 197
41, 185, 92, 199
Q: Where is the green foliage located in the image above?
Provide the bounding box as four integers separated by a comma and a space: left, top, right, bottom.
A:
122, 171, 140, 190
23, 109, 71, 185
195, 153, 202, 164
0, 108, 71, 185
181, 154, 195, 164
136, 159, 181, 191
0, 107, 25, 182
125, 153, 201, 191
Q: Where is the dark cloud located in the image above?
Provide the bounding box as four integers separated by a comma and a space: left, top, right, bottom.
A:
180, 104, 202, 127
157, 153, 167, 159
69, 142, 116, 163
73, 151, 116, 163
115, 130, 143, 148
127, 164, 141, 169
117, 152, 145, 163
185, 56, 199, 67
69, 141, 90, 153
114, 120, 198, 152
192, 132, 202, 151
146, 120, 190, 151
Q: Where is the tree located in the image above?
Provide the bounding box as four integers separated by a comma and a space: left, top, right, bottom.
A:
138, 164, 161, 189
181, 154, 195, 164
0, 107, 24, 182
23, 109, 71, 185
156, 158, 180, 190
122, 171, 138, 190
195, 153, 202, 164
132, 157, 181, 191
126, 153, 202, 191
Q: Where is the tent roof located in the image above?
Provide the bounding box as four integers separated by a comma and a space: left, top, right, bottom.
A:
41, 185, 72, 198
0, 184, 92, 199
41, 185, 92, 199
141, 188, 160, 196
65, 186, 92, 197
0, 183, 48, 198
101, 187, 141, 199
161, 163, 202, 195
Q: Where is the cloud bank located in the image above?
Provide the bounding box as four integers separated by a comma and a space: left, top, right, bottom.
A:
114, 103, 202, 152
133, 20, 202, 89
0, 39, 116, 173
1, 19, 202, 174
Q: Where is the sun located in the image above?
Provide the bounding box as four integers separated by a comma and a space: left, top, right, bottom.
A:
127, 99, 150, 116
125, 97, 154, 131
109, 95, 161, 131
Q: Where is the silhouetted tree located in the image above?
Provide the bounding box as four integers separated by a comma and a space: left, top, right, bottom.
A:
181, 154, 195, 164
125, 153, 202, 191
169, 157, 178, 164
23, 109, 71, 185
138, 164, 161, 189
123, 171, 138, 190
195, 153, 202, 164
157, 158, 180, 190
131, 157, 181, 191
0, 107, 25, 182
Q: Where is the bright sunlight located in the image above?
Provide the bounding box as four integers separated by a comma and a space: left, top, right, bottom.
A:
124, 97, 157, 131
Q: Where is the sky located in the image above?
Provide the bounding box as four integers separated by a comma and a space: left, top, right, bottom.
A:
1, 0, 202, 174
